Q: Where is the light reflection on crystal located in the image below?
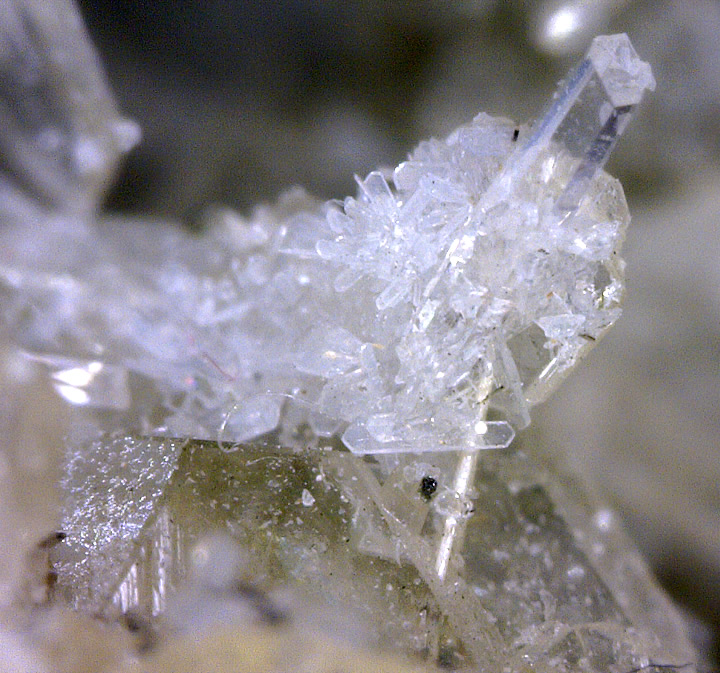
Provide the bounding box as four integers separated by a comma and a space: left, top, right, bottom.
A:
0, 9, 697, 670
0, 37, 653, 459
40, 357, 131, 410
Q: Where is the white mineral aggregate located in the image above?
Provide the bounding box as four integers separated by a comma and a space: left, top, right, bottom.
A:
0, 36, 653, 463
0, 2, 703, 671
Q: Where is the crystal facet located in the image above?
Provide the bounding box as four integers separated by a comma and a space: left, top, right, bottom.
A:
56, 438, 696, 673
0, 35, 653, 459
0, 15, 695, 672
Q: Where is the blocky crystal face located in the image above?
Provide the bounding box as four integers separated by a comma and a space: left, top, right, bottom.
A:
53, 438, 692, 672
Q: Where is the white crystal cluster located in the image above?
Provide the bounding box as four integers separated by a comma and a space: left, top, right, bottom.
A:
0, 11, 700, 672
305, 115, 628, 453
0, 35, 654, 456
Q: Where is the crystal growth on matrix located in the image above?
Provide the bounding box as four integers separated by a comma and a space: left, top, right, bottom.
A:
0, 35, 655, 457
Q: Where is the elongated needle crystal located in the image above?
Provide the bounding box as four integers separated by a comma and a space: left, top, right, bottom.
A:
434, 33, 654, 578
484, 33, 655, 214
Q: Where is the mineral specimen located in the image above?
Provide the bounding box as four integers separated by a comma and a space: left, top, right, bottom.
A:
1, 35, 654, 457
0, 3, 698, 672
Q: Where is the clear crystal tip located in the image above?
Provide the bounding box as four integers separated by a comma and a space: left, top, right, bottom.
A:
555, 34, 654, 211
486, 34, 654, 215
587, 34, 656, 107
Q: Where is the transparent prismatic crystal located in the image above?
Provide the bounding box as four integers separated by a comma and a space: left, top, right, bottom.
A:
0, 35, 653, 459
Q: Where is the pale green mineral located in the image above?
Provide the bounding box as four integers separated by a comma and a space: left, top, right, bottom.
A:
52, 436, 695, 673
